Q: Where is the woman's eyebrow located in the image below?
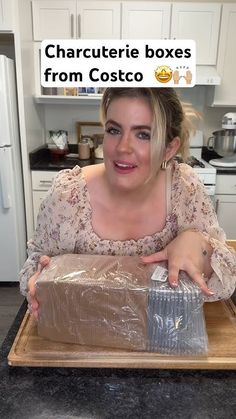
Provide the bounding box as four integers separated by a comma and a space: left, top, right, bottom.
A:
132, 125, 151, 130
105, 120, 151, 131
105, 119, 121, 127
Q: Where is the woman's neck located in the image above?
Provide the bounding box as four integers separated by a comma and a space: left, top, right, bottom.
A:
103, 169, 165, 209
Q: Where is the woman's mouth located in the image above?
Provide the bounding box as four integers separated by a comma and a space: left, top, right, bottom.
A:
113, 160, 137, 174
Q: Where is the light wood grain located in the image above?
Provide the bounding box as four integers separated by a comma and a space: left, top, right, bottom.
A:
226, 240, 236, 251
7, 299, 236, 369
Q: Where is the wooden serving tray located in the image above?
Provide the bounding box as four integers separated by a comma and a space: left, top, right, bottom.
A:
7, 299, 236, 369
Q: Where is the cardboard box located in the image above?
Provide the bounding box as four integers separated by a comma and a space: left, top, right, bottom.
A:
36, 254, 151, 350
36, 254, 208, 354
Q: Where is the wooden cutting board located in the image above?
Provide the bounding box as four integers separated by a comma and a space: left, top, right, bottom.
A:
7, 299, 236, 369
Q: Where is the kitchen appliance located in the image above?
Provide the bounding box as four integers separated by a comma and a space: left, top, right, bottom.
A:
188, 130, 216, 197
208, 113, 236, 167
0, 55, 26, 282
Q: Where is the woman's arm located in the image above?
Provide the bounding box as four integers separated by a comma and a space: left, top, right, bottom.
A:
176, 167, 236, 300
142, 165, 236, 301
19, 166, 83, 295
19, 177, 62, 296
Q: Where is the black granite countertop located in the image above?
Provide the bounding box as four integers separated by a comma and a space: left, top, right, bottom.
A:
1, 301, 236, 419
29, 145, 101, 171
30, 146, 236, 174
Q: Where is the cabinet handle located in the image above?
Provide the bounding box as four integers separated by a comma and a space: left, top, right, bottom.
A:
39, 180, 53, 185
215, 198, 219, 214
71, 14, 74, 38
78, 14, 81, 38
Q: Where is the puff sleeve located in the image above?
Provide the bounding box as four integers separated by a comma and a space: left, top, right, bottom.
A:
19, 167, 84, 295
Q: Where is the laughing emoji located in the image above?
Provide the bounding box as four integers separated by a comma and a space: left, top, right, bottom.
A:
155, 65, 173, 83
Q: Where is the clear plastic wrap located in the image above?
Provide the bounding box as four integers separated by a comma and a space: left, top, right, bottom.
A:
36, 254, 208, 355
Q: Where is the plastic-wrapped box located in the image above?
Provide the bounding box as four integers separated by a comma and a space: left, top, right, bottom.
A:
36, 254, 208, 354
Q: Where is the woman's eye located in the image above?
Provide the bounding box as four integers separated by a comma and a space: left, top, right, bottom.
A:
106, 127, 120, 135
137, 131, 151, 140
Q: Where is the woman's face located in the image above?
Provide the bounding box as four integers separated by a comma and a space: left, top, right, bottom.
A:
103, 96, 153, 192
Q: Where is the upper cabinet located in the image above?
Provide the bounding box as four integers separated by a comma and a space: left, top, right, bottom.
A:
171, 3, 221, 65
32, 0, 121, 40
121, 2, 221, 65
32, 1, 76, 40
211, 4, 236, 106
122, 2, 171, 39
0, 0, 13, 31
77, 1, 120, 39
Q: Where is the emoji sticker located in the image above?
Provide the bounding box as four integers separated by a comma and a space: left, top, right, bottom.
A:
155, 65, 173, 83
173, 67, 193, 85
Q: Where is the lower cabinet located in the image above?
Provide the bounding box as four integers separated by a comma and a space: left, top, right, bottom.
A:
215, 174, 236, 240
215, 195, 236, 239
31, 170, 59, 228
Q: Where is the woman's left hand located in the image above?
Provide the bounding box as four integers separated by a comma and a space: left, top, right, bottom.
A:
141, 230, 214, 296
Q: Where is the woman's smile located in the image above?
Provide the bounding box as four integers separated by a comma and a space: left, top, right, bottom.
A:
113, 160, 138, 174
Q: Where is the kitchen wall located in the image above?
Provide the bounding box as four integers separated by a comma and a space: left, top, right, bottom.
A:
42, 86, 236, 147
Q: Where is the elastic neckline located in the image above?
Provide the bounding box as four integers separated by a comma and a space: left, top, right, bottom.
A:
78, 162, 179, 244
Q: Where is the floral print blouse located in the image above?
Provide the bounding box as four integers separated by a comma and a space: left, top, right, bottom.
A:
19, 162, 236, 301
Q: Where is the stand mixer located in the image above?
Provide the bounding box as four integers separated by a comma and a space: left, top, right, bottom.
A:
208, 112, 236, 167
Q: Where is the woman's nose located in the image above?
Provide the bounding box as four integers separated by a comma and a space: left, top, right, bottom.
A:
116, 132, 132, 153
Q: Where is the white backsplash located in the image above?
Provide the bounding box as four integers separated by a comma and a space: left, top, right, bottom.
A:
43, 86, 236, 147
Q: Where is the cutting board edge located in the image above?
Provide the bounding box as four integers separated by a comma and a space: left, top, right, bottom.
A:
7, 300, 236, 370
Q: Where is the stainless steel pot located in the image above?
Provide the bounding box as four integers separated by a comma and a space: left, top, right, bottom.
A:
207, 129, 236, 156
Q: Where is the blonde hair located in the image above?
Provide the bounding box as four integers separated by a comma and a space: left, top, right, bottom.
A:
101, 88, 197, 176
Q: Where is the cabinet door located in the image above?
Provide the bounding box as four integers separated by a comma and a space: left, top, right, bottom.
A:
0, 0, 13, 31
77, 1, 120, 39
32, 191, 48, 227
31, 170, 58, 190
215, 195, 236, 240
216, 174, 236, 195
212, 4, 236, 106
171, 3, 221, 65
32, 0, 77, 41
122, 1, 170, 39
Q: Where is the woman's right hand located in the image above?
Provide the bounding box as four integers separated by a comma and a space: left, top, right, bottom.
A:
27, 255, 50, 320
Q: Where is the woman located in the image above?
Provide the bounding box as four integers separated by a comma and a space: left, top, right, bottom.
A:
20, 88, 236, 319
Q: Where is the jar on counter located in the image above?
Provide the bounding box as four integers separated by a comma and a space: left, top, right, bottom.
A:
78, 137, 90, 160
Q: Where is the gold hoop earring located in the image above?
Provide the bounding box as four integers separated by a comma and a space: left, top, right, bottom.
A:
161, 160, 167, 170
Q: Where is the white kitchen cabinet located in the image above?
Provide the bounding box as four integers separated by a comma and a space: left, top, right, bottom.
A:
122, 2, 221, 65
171, 3, 221, 65
32, 0, 121, 40
31, 170, 59, 227
215, 174, 236, 240
77, 1, 120, 39
32, 0, 76, 40
216, 174, 236, 196
210, 4, 236, 106
215, 195, 236, 240
122, 2, 171, 39
0, 0, 13, 31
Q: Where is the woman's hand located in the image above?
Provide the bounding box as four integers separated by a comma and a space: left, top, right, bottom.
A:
27, 255, 50, 320
141, 230, 214, 296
